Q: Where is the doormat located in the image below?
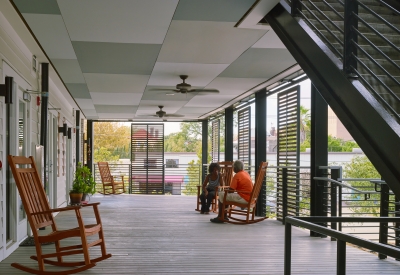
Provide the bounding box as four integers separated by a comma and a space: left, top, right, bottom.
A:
19, 237, 54, 246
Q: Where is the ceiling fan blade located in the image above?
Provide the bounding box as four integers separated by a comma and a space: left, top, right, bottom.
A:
164, 114, 184, 117
188, 89, 220, 94
148, 88, 179, 92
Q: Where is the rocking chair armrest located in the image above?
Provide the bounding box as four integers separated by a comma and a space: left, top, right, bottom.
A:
222, 189, 252, 194
32, 205, 81, 215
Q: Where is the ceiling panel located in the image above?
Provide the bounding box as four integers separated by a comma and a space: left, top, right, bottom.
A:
13, 0, 61, 14
220, 48, 297, 78
75, 99, 95, 110
22, 14, 76, 59
178, 107, 215, 115
205, 77, 269, 95
148, 62, 229, 86
84, 73, 149, 94
140, 88, 196, 101
185, 95, 235, 107
51, 59, 85, 83
57, 0, 179, 43
9, 0, 299, 121
252, 30, 287, 49
136, 101, 186, 114
157, 21, 267, 64
66, 84, 91, 99
173, 0, 255, 22
94, 105, 137, 114
72, 42, 161, 75
90, 92, 142, 106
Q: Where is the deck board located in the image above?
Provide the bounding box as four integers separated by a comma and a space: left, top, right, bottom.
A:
1, 194, 400, 274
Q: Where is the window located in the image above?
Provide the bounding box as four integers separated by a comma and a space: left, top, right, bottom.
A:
166, 159, 179, 168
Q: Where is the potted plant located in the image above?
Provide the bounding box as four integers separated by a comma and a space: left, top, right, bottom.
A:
70, 163, 96, 204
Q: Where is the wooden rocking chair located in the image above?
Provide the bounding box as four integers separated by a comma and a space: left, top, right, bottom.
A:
8, 155, 111, 275
220, 161, 269, 224
98, 161, 125, 194
195, 161, 234, 213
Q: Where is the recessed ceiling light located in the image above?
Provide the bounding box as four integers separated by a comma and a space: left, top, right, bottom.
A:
166, 93, 175, 96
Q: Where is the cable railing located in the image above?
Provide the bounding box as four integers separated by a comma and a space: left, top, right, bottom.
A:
287, 0, 400, 121
266, 166, 312, 221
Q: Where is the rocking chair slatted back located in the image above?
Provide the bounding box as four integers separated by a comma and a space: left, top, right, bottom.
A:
218, 161, 234, 186
98, 162, 112, 183
8, 156, 55, 230
249, 161, 268, 206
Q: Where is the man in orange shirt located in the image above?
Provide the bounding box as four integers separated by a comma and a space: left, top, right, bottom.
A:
210, 160, 253, 223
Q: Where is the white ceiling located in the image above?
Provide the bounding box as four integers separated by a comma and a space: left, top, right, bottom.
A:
11, 0, 298, 121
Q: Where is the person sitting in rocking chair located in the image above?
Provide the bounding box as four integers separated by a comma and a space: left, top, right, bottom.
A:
210, 160, 253, 223
200, 163, 224, 214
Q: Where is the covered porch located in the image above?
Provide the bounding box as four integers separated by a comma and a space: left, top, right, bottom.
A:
1, 195, 400, 274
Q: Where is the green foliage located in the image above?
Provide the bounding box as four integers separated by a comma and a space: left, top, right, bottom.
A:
343, 156, 381, 216
298, 106, 360, 152
71, 163, 96, 195
182, 160, 201, 195
94, 122, 130, 162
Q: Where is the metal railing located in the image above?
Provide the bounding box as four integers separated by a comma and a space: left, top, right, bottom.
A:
288, 0, 400, 120
93, 163, 202, 195
285, 216, 400, 275
266, 166, 312, 221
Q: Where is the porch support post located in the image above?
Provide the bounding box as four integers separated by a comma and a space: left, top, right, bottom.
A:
225, 107, 234, 162
255, 89, 267, 217
40, 63, 49, 191
75, 110, 80, 166
310, 83, 328, 237
86, 120, 93, 173
202, 119, 208, 184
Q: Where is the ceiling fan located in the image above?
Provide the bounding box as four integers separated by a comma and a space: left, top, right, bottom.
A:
154, 75, 219, 94
138, 106, 184, 119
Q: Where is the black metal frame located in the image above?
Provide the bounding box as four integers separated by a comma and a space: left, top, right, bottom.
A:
266, 1, 400, 198
225, 107, 234, 162
237, 106, 251, 167
285, 216, 400, 275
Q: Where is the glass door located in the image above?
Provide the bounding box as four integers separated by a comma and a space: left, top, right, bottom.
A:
3, 62, 30, 257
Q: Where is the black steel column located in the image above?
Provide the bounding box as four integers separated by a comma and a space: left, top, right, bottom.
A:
202, 119, 208, 183
86, 120, 93, 173
225, 107, 234, 161
344, 0, 358, 76
40, 63, 49, 191
75, 110, 80, 167
378, 183, 389, 259
255, 89, 267, 217
310, 83, 328, 237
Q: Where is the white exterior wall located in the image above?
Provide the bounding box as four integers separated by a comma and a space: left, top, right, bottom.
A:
0, 1, 78, 261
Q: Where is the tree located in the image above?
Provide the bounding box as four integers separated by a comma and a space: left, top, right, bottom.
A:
93, 122, 130, 162
343, 156, 381, 216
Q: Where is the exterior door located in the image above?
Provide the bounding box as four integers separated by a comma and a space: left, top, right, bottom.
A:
46, 111, 58, 208
3, 62, 30, 258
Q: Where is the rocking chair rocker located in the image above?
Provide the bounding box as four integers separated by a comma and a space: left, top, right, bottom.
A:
8, 155, 111, 275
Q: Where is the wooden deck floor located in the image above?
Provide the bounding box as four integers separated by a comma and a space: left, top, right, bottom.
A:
1, 194, 400, 274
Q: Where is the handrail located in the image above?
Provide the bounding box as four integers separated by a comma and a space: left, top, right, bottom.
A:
314, 176, 380, 194
284, 216, 400, 275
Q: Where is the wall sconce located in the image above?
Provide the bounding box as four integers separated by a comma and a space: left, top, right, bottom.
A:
23, 91, 31, 102
58, 123, 67, 136
67, 127, 72, 139
0, 76, 13, 104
